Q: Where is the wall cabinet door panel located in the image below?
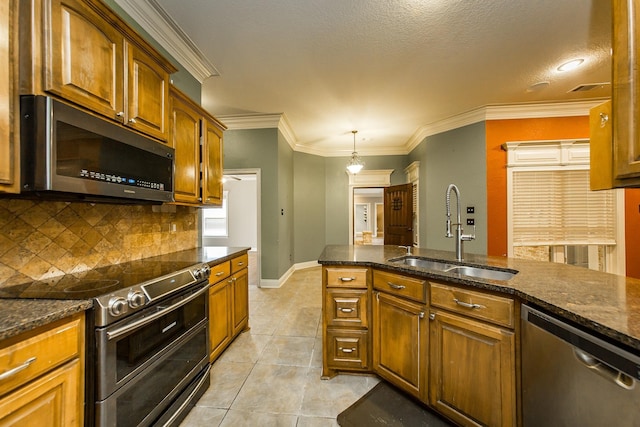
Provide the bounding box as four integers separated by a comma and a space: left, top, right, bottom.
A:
170, 95, 201, 204
45, 0, 124, 119
202, 120, 223, 205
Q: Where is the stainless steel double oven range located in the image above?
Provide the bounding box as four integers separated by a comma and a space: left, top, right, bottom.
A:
0, 257, 212, 427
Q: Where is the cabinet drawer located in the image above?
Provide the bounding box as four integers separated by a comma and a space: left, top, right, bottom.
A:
325, 289, 368, 328
209, 261, 231, 284
231, 253, 249, 273
325, 268, 368, 289
373, 270, 426, 303
430, 282, 515, 328
0, 315, 83, 397
326, 329, 369, 370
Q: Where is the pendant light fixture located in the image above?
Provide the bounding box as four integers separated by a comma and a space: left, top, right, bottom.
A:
346, 130, 364, 174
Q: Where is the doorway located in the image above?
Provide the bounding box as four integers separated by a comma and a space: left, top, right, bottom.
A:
200, 169, 261, 287
353, 188, 384, 245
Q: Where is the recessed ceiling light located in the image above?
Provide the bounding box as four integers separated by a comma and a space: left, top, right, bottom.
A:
557, 59, 584, 72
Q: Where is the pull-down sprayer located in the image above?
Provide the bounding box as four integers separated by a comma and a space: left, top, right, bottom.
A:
445, 184, 475, 261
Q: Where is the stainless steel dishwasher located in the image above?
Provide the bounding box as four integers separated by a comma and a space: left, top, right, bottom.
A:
521, 304, 640, 426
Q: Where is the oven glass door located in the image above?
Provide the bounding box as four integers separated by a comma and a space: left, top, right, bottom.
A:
95, 283, 208, 400
96, 325, 208, 427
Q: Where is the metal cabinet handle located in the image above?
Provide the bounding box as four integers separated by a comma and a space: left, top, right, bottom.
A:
429, 312, 436, 320
453, 298, 485, 309
116, 111, 124, 117
340, 347, 356, 354
128, 118, 137, 124
0, 357, 37, 381
339, 277, 355, 282
215, 272, 224, 277
237, 262, 244, 266
339, 308, 354, 313
388, 282, 405, 290
419, 311, 425, 319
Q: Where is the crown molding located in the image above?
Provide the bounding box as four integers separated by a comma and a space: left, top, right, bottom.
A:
219, 99, 608, 157
217, 113, 298, 152
113, 0, 219, 83
404, 99, 607, 153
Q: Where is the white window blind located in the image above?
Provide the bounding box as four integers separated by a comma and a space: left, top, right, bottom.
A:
511, 169, 615, 246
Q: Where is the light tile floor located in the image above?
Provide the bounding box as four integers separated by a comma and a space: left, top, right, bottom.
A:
180, 266, 379, 427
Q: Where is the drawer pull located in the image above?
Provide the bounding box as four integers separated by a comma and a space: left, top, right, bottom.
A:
340, 347, 356, 353
339, 277, 356, 282
453, 298, 485, 310
215, 272, 224, 276
339, 308, 354, 313
237, 262, 244, 266
387, 282, 406, 290
0, 357, 37, 381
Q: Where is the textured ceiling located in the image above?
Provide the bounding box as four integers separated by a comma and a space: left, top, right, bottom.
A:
150, 0, 611, 156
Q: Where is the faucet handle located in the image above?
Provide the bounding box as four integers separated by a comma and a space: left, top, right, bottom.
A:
461, 225, 476, 241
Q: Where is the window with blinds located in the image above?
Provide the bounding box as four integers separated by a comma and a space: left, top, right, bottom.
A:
511, 169, 616, 246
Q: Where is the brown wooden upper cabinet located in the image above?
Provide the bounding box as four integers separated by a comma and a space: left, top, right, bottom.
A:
0, 0, 19, 194
591, 0, 640, 189
170, 85, 226, 206
19, 0, 177, 142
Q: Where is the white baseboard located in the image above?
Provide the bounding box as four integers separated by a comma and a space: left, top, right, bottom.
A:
258, 261, 320, 288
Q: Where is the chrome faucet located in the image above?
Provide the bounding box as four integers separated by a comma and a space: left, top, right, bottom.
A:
445, 184, 475, 261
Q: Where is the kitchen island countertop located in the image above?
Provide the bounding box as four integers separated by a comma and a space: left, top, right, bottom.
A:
319, 245, 640, 352
0, 246, 250, 341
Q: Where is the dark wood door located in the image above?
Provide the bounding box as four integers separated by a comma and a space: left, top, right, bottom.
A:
384, 184, 413, 246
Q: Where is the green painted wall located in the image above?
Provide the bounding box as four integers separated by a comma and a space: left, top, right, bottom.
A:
294, 152, 326, 263
223, 129, 280, 279
104, 0, 202, 101
409, 122, 487, 255
277, 133, 295, 276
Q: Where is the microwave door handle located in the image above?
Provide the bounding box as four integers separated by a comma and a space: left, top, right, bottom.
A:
106, 284, 208, 341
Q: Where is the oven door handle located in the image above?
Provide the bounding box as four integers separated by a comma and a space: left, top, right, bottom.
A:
106, 284, 208, 341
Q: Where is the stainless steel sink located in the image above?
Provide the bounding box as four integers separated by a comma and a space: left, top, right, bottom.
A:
390, 257, 517, 281
391, 257, 454, 271
443, 265, 516, 281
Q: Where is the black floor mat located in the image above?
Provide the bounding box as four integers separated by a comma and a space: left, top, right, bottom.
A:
337, 381, 456, 427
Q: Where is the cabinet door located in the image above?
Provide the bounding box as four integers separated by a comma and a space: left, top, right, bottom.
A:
209, 279, 232, 363
170, 95, 201, 204
0, 0, 18, 193
202, 119, 224, 205
45, 0, 124, 120
231, 268, 249, 336
372, 291, 427, 401
613, 0, 640, 181
126, 43, 169, 142
0, 359, 82, 426
429, 310, 516, 427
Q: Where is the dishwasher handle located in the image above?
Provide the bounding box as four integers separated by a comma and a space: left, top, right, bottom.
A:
573, 348, 636, 390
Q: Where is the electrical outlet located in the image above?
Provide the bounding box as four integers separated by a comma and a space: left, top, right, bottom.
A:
466, 218, 475, 226
467, 206, 475, 214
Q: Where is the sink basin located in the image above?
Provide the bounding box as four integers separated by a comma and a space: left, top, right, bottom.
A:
444, 265, 516, 281
391, 257, 454, 271
390, 257, 517, 281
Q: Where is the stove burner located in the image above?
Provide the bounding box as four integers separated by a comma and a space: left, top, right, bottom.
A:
64, 280, 121, 293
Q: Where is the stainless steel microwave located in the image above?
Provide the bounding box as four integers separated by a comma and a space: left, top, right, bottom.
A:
19, 95, 174, 203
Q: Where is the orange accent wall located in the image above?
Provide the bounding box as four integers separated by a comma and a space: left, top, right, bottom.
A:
485, 117, 590, 257
625, 189, 640, 278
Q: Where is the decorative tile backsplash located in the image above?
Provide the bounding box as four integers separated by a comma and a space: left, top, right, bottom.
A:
0, 199, 199, 287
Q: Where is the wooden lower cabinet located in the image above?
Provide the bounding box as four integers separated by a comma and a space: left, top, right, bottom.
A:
429, 309, 516, 427
0, 314, 85, 426
208, 253, 249, 363
231, 268, 249, 336
372, 290, 428, 401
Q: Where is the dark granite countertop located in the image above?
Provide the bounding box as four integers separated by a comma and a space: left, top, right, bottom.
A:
319, 245, 640, 353
0, 246, 250, 342
0, 299, 92, 341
